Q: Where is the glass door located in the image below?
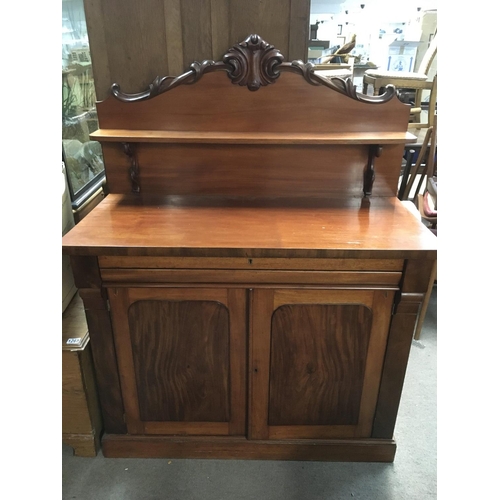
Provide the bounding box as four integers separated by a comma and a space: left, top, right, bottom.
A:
62, 0, 105, 209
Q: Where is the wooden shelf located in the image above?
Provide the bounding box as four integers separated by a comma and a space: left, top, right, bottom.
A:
90, 129, 417, 145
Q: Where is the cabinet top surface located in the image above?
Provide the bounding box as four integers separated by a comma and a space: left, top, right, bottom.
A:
62, 194, 437, 258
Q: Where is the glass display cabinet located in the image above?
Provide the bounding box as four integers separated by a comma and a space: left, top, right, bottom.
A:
62, 0, 105, 210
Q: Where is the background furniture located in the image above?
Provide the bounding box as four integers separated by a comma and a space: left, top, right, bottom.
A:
400, 115, 437, 340
362, 34, 437, 128
407, 74, 437, 129
313, 65, 353, 79
62, 35, 436, 462
62, 294, 102, 456
400, 115, 437, 201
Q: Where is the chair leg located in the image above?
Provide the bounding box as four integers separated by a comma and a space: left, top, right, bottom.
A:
401, 126, 434, 201
414, 261, 437, 340
413, 89, 422, 124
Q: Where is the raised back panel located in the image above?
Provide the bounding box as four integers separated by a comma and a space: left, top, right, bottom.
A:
96, 71, 410, 134
92, 35, 413, 199
101, 142, 404, 197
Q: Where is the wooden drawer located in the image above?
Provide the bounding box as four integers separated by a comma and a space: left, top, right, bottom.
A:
99, 257, 403, 288
99, 256, 404, 272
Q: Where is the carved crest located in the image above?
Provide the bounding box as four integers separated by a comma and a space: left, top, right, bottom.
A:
222, 34, 284, 91
110, 34, 395, 104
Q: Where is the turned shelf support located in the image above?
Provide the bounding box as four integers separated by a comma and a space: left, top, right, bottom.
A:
122, 142, 140, 193
364, 145, 382, 196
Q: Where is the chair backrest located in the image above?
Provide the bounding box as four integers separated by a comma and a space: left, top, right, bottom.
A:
417, 33, 437, 75
402, 114, 437, 201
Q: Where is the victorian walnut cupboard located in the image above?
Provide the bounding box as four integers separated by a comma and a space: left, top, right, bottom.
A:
62, 35, 437, 461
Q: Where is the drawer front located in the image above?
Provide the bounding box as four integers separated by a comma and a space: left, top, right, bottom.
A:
99, 256, 404, 272
101, 268, 402, 287
99, 257, 403, 288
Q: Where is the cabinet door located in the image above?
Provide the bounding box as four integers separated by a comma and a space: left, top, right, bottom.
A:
108, 287, 246, 436
249, 288, 394, 440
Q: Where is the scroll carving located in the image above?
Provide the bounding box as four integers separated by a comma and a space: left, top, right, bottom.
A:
111, 61, 227, 103
110, 34, 395, 104
222, 34, 285, 91
363, 145, 382, 196
280, 61, 396, 104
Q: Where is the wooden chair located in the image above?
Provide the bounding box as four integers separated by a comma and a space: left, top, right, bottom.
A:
313, 63, 353, 80
408, 74, 437, 129
403, 116, 437, 341
413, 177, 437, 340
400, 114, 437, 201
413, 260, 436, 340
363, 34, 437, 128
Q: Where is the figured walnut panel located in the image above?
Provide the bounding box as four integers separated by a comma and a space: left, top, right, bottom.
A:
268, 304, 372, 426
128, 300, 230, 422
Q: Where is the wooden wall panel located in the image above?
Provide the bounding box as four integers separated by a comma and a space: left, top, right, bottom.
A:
210, 0, 230, 60
164, 0, 184, 75
95, 73, 410, 134
83, 0, 111, 101
101, 141, 404, 198
228, 0, 291, 60
97, 0, 169, 96
180, 0, 213, 70
288, 0, 310, 61
84, 0, 311, 100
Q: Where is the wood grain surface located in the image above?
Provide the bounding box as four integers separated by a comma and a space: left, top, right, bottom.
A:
96, 72, 410, 134
85, 1, 311, 100
70, 257, 126, 434
101, 434, 397, 462
62, 194, 437, 258
91, 129, 416, 144
99, 142, 405, 198
268, 304, 372, 426
98, 256, 404, 271
100, 269, 401, 287
371, 259, 436, 438
128, 300, 230, 422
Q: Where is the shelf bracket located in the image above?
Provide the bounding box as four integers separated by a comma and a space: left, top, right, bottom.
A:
363, 145, 382, 196
122, 142, 140, 193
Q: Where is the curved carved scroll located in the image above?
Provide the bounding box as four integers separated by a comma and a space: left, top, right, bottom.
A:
111, 61, 229, 102
222, 34, 285, 91
280, 61, 396, 104
109, 34, 395, 104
